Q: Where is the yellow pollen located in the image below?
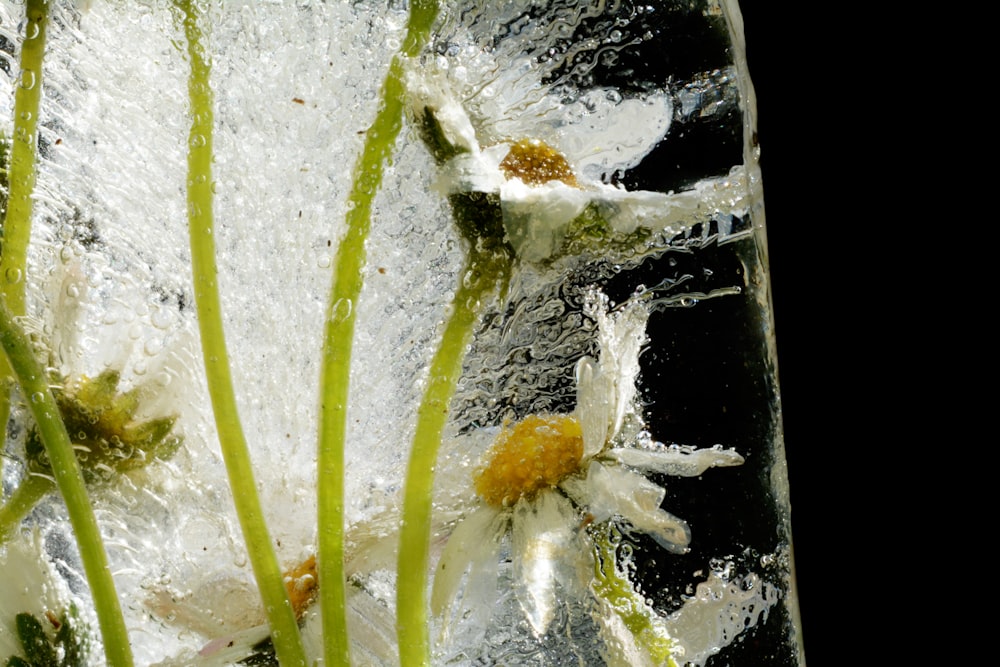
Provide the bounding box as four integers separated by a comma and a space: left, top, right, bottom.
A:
474, 414, 584, 508
499, 138, 579, 187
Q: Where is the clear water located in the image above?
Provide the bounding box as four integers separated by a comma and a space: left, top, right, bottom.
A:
0, 2, 804, 665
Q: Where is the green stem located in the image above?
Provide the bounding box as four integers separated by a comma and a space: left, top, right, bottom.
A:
592, 526, 678, 666
316, 2, 438, 665
396, 249, 509, 666
175, 3, 307, 665
0, 0, 47, 494
0, 298, 134, 667
0, 472, 52, 543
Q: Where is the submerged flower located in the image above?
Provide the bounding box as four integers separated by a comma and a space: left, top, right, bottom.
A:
0, 260, 186, 541
407, 22, 750, 265
431, 291, 744, 649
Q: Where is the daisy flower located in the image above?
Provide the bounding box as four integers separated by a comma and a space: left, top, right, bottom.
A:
431, 290, 745, 648
406, 21, 751, 265
0, 258, 187, 542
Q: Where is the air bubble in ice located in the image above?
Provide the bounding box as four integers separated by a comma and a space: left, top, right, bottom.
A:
144, 337, 164, 357
330, 298, 352, 323
19, 68, 36, 89
151, 308, 171, 330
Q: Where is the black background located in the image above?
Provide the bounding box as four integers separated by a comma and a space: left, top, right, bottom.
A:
741, 3, 846, 663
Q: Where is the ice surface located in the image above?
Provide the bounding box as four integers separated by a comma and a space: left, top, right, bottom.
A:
0, 1, 802, 665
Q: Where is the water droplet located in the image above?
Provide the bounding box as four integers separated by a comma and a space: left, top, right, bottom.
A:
317, 255, 331, 269
190, 134, 206, 148
65, 283, 80, 299
5, 268, 22, 285
30, 392, 44, 404
19, 111, 32, 121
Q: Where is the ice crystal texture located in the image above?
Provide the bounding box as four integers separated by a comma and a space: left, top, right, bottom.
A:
0, 1, 803, 666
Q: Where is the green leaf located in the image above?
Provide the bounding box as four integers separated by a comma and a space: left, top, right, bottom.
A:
416, 106, 467, 165
6, 608, 91, 667
14, 613, 57, 667
54, 605, 90, 667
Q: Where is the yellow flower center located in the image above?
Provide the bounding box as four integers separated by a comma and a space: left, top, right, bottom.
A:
499, 138, 579, 187
474, 414, 584, 508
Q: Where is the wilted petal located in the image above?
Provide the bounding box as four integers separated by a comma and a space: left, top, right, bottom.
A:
584, 462, 691, 554
511, 491, 585, 635
431, 506, 505, 619
606, 444, 745, 477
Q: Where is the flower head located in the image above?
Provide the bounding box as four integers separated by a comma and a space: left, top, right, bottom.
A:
407, 16, 750, 268
431, 290, 744, 659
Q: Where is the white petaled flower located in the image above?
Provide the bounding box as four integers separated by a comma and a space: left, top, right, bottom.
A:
431, 290, 745, 648
406, 22, 751, 265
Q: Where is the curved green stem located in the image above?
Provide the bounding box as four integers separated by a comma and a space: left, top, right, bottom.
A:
592, 525, 678, 666
0, 0, 47, 492
396, 249, 509, 666
317, 2, 438, 665
0, 298, 134, 667
0, 472, 52, 543
175, 3, 307, 665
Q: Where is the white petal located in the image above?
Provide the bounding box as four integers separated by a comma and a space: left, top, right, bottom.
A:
511, 491, 586, 636
431, 506, 506, 619
405, 62, 480, 154
579, 292, 648, 447
607, 444, 745, 477
500, 179, 590, 263
665, 570, 779, 666
597, 167, 755, 237
563, 90, 673, 183
584, 462, 691, 554
575, 355, 612, 458
437, 148, 506, 194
